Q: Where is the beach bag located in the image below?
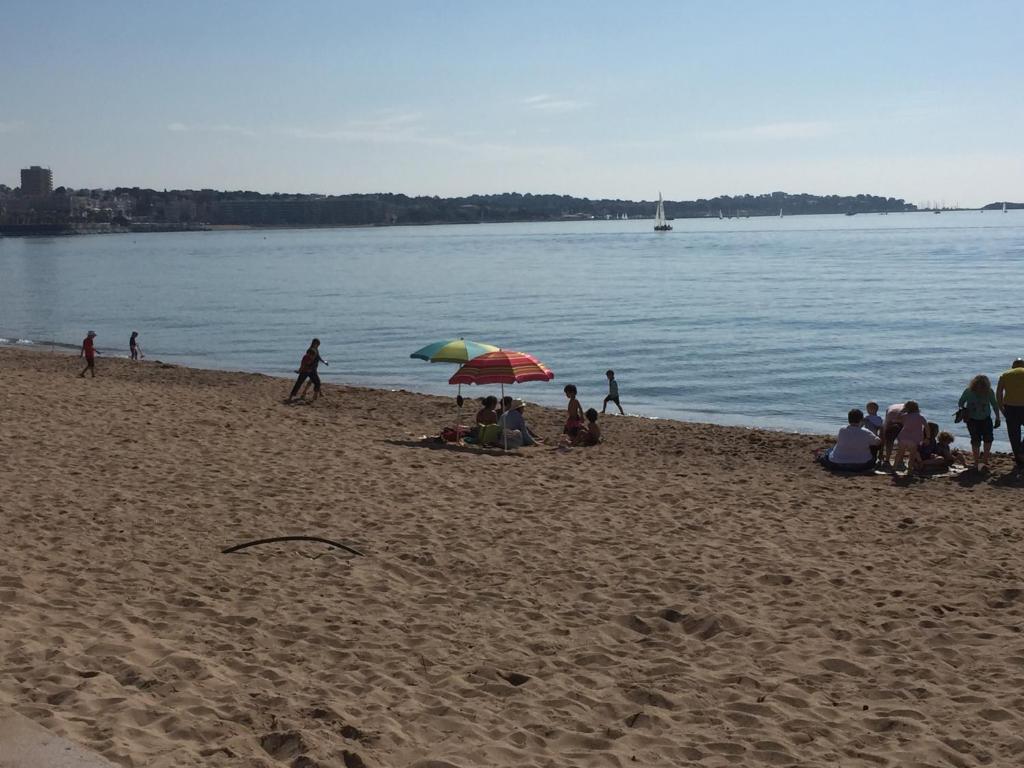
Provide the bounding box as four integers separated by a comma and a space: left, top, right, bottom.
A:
477, 423, 501, 445
441, 425, 470, 443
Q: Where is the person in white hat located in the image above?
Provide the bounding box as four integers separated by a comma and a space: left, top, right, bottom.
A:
498, 399, 543, 448
79, 330, 100, 378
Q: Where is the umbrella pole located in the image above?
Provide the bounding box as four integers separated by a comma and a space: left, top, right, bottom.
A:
502, 383, 507, 451
456, 383, 462, 444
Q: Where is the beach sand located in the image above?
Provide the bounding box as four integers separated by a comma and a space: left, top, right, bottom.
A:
1, 346, 1023, 768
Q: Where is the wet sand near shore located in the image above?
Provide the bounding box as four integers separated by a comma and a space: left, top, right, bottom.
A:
1, 346, 1023, 768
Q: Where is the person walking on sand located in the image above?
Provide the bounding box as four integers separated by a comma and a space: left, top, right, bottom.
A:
602, 370, 624, 415
287, 338, 328, 402
958, 374, 1000, 470
996, 358, 1024, 469
79, 331, 99, 378
129, 331, 143, 361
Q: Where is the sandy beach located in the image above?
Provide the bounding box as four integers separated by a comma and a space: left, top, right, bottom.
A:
1, 345, 1023, 768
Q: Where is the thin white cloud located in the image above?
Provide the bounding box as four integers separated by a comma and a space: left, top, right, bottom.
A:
701, 121, 836, 141
166, 122, 256, 137
0, 120, 26, 133
522, 94, 589, 113
277, 111, 442, 146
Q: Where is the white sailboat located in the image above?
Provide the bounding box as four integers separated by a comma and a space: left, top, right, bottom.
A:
654, 193, 672, 232
779, 207, 783, 218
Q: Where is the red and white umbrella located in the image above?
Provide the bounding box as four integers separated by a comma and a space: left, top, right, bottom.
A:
449, 350, 554, 448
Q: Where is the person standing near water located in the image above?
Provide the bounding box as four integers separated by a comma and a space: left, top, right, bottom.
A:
602, 370, 624, 415
996, 358, 1024, 469
79, 331, 99, 378
288, 338, 327, 402
129, 331, 143, 361
958, 374, 1000, 470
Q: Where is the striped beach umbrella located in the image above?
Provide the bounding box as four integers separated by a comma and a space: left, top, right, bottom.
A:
450, 350, 554, 449
449, 350, 554, 386
410, 338, 499, 364
410, 338, 500, 441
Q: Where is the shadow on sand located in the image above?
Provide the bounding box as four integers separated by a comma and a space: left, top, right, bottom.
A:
384, 439, 527, 458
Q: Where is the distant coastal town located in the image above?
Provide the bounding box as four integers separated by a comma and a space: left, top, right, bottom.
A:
1, 164, 1020, 236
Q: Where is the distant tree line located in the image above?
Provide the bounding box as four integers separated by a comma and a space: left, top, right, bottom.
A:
2, 184, 928, 228
116, 188, 918, 225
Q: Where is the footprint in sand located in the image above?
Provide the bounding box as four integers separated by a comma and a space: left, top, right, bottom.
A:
819, 658, 868, 677
260, 731, 306, 760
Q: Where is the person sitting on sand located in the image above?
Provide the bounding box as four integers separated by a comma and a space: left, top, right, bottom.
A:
475, 395, 498, 426
919, 423, 958, 470
498, 399, 542, 448
862, 401, 883, 464
959, 374, 1000, 470
880, 402, 907, 467
79, 330, 99, 378
288, 338, 327, 402
819, 408, 880, 472
495, 395, 515, 423
863, 401, 883, 436
574, 408, 602, 446
891, 400, 928, 473
563, 384, 585, 438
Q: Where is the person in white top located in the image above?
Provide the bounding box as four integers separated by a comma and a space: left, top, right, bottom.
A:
820, 408, 882, 472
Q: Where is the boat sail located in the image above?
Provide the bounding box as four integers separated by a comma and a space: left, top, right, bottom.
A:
654, 193, 672, 231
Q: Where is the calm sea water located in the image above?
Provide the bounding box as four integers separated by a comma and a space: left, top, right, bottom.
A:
2, 212, 1023, 449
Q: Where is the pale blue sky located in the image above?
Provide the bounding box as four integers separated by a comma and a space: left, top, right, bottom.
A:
2, 0, 1021, 205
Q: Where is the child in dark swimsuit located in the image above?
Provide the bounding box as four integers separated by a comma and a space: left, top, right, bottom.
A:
79, 331, 98, 378
575, 408, 602, 446
563, 384, 585, 438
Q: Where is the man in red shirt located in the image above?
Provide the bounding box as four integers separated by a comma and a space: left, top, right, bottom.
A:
79, 330, 99, 378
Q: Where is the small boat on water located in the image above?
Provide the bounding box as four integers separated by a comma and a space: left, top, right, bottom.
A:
1004, 202, 1008, 213
654, 193, 672, 232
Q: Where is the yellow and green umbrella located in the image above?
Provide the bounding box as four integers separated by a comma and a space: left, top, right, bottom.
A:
410, 338, 499, 364
410, 338, 500, 441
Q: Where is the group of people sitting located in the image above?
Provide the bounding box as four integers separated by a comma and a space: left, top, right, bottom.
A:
820, 359, 1024, 474
467, 384, 602, 449
820, 401, 958, 474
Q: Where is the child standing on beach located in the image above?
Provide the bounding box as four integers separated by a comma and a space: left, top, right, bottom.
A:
79, 331, 99, 378
563, 384, 585, 438
602, 370, 624, 415
129, 331, 143, 361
